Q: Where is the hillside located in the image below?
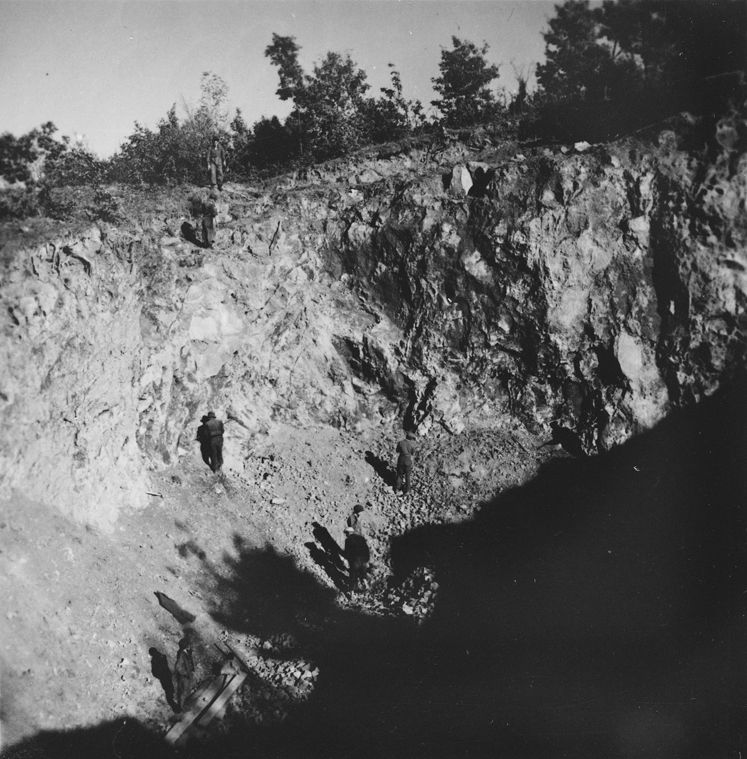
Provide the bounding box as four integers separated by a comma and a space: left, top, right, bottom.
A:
1, 123, 746, 758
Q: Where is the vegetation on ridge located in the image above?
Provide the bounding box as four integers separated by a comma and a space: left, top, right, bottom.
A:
0, 0, 745, 220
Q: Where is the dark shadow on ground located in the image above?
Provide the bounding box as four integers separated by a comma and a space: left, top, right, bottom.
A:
305, 522, 349, 590
364, 450, 396, 488
180, 221, 205, 248
148, 647, 176, 711
1, 719, 175, 759
208, 542, 339, 640
205, 378, 747, 758
9, 380, 747, 759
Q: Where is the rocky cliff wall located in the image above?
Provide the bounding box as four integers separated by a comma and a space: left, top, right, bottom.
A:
320, 125, 746, 449
1, 122, 744, 526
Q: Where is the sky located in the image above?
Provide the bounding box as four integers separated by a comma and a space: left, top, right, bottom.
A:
0, 0, 556, 158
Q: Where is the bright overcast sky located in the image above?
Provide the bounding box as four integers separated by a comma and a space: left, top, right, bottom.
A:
0, 0, 555, 158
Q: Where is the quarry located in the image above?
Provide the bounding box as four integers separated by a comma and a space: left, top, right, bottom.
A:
1, 121, 746, 758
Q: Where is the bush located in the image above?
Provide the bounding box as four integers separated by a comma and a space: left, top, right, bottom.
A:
88, 188, 124, 224
0, 186, 42, 220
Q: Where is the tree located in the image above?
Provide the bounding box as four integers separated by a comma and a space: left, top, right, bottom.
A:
536, 0, 619, 102
537, 0, 746, 104
264, 37, 373, 161
250, 116, 298, 170
431, 37, 500, 127
299, 51, 371, 158
109, 70, 236, 185
508, 62, 533, 115
198, 71, 230, 132
265, 34, 305, 102
0, 122, 69, 183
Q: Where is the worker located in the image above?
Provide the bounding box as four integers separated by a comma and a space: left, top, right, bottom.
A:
204, 410, 224, 472
206, 135, 225, 191
395, 429, 417, 495
202, 190, 219, 249
174, 637, 195, 712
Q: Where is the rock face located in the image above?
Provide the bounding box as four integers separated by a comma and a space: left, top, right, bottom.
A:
1, 228, 147, 525
323, 127, 746, 450
1, 122, 745, 526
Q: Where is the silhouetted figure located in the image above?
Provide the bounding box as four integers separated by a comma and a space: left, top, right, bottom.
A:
311, 522, 346, 572
364, 450, 396, 488
174, 637, 195, 712
306, 542, 349, 590
538, 421, 586, 458
468, 166, 495, 198
196, 415, 211, 467
148, 647, 176, 710
306, 521, 349, 590
207, 136, 224, 191
204, 410, 224, 472
180, 220, 201, 247
395, 430, 418, 495
344, 530, 371, 591
201, 190, 219, 249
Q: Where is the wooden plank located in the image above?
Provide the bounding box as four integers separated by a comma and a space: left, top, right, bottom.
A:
224, 642, 253, 674
164, 670, 247, 745
165, 677, 223, 745
194, 672, 247, 728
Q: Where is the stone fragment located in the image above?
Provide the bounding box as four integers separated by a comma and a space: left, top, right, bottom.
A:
357, 169, 382, 184
449, 165, 473, 196
626, 216, 650, 246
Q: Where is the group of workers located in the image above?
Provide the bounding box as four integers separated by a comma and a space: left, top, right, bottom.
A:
157, 137, 419, 719
195, 410, 417, 592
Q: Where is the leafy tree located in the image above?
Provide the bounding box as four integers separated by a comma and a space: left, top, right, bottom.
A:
109, 106, 200, 184
45, 148, 104, 185
299, 51, 371, 158
198, 71, 230, 132
537, 0, 746, 104
0, 122, 69, 183
264, 36, 373, 161
536, 0, 620, 102
363, 63, 425, 142
108, 71, 234, 184
265, 34, 305, 102
250, 115, 298, 170
431, 37, 501, 127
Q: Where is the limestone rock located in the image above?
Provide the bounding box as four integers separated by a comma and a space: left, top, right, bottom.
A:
448, 165, 473, 196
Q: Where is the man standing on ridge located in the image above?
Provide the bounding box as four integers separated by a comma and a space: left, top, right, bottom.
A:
395, 429, 417, 495
204, 410, 224, 473
207, 135, 224, 191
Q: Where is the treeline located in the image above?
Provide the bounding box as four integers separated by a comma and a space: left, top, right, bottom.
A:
526, 0, 747, 142
1, 0, 745, 207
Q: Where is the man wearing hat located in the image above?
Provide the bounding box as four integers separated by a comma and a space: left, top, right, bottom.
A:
204, 410, 224, 472
395, 429, 417, 495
